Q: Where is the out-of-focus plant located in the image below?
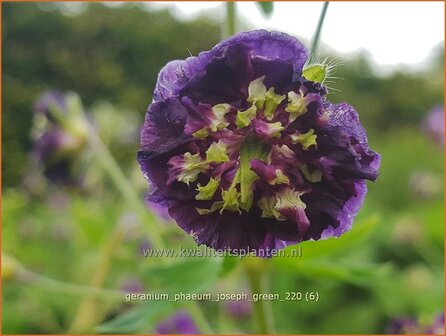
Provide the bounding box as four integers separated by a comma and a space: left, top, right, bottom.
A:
31, 91, 89, 187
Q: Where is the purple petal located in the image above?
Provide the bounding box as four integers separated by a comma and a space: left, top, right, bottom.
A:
250, 159, 277, 183
139, 98, 192, 154
153, 30, 307, 102
180, 43, 254, 107
325, 102, 380, 170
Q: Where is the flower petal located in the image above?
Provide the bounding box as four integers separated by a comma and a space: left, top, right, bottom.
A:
139, 98, 192, 154
152, 30, 308, 102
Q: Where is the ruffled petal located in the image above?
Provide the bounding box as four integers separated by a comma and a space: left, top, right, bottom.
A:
152, 30, 308, 102
139, 98, 192, 154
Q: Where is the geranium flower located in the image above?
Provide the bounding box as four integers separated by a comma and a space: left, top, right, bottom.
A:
31, 91, 88, 186
155, 311, 200, 334
423, 104, 444, 147
386, 317, 420, 334
226, 300, 252, 319
387, 313, 445, 334
137, 30, 380, 255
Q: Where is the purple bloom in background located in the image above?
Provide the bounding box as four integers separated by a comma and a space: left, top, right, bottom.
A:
423, 104, 444, 147
155, 311, 200, 334
425, 313, 445, 334
137, 30, 380, 255
387, 313, 445, 334
137, 238, 152, 257
119, 277, 144, 294
145, 198, 172, 222
34, 91, 67, 117
226, 300, 252, 319
31, 91, 88, 186
387, 317, 421, 334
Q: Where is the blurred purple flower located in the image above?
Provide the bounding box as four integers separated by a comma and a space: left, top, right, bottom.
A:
226, 300, 252, 319
425, 313, 445, 334
155, 311, 200, 334
137, 30, 380, 255
423, 104, 444, 147
145, 198, 172, 222
137, 238, 152, 257
387, 313, 445, 334
34, 91, 67, 117
31, 91, 89, 186
119, 277, 144, 294
387, 317, 420, 334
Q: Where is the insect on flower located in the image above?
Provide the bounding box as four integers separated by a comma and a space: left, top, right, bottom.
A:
137, 30, 380, 256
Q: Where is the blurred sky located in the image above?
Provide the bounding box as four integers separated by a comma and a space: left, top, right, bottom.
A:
148, 1, 444, 72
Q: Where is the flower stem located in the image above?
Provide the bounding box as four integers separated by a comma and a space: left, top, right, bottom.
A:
83, 117, 212, 333
85, 120, 166, 249
16, 268, 123, 301
188, 302, 214, 334
68, 222, 127, 333
245, 259, 275, 334
225, 2, 236, 37
308, 1, 329, 65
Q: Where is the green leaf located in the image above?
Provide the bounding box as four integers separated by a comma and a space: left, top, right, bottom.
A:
97, 258, 222, 333
276, 261, 394, 287
96, 300, 171, 334
256, 2, 274, 17
220, 256, 240, 277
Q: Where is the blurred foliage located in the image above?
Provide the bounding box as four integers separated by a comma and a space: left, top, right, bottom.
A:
2, 2, 444, 335
2, 2, 221, 186
256, 2, 274, 17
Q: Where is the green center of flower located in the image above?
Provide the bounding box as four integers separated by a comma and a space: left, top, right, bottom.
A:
170, 76, 323, 217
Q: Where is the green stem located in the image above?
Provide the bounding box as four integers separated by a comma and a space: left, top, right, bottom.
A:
188, 302, 214, 334
246, 261, 275, 334
68, 222, 127, 333
83, 117, 213, 333
16, 269, 123, 302
226, 2, 236, 37
308, 1, 329, 65
85, 120, 166, 249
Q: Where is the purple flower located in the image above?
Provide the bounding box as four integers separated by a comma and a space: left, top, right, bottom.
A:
155, 311, 200, 334
119, 277, 144, 294
31, 91, 88, 185
423, 104, 444, 147
145, 198, 172, 222
226, 300, 252, 319
425, 313, 445, 334
137, 30, 380, 255
386, 317, 421, 334
137, 238, 152, 257
34, 91, 67, 117
387, 313, 445, 334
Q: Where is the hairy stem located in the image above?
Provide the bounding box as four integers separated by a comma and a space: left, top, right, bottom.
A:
308, 1, 329, 65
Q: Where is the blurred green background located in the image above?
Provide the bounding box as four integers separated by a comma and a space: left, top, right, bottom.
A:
2, 2, 444, 334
